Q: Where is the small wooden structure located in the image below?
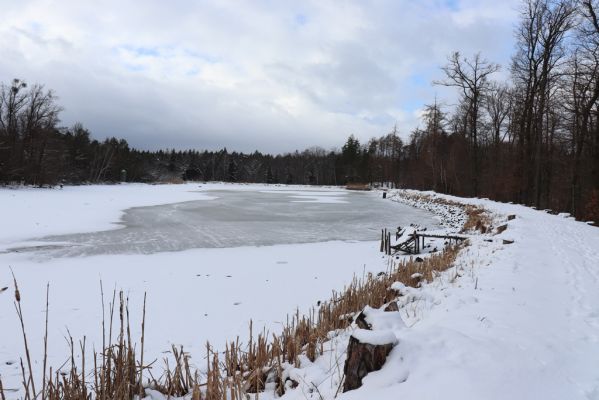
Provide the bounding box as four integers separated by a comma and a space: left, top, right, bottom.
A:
346, 183, 371, 191
380, 227, 467, 255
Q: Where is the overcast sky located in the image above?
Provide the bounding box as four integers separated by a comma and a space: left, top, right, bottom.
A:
1, 0, 520, 153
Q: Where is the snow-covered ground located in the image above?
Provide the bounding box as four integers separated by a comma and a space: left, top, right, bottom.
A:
2, 184, 599, 400
264, 190, 599, 400
0, 183, 436, 396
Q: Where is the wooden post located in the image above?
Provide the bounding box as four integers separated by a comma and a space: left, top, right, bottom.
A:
383, 228, 387, 254
380, 229, 384, 252
384, 233, 387, 254
385, 229, 388, 254
413, 233, 417, 254
385, 232, 388, 255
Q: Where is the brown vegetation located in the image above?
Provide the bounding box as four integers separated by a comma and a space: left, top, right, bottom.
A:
345, 183, 371, 191
462, 206, 493, 234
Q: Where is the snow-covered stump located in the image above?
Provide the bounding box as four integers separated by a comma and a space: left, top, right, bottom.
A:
342, 329, 397, 392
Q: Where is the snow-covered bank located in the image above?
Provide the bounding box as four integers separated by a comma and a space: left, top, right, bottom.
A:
265, 189, 599, 400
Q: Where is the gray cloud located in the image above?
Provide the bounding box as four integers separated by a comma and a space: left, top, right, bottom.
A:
0, 0, 520, 153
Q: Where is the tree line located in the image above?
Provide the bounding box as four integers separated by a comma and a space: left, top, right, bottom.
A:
402, 0, 599, 222
0, 78, 404, 187
1, 0, 598, 223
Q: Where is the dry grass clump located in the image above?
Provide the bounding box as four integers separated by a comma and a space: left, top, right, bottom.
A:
8, 284, 149, 400
461, 205, 493, 233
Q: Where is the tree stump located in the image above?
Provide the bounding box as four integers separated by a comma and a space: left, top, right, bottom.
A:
342, 331, 396, 392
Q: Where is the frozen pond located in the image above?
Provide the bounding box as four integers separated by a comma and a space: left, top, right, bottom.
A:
23, 188, 440, 257
0, 184, 440, 394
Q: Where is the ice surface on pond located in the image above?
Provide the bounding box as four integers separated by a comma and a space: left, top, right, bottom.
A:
27, 188, 439, 257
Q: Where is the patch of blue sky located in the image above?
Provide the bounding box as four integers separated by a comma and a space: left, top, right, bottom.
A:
115, 44, 220, 64
392, 73, 434, 112
294, 13, 308, 26
27, 21, 43, 33
409, 73, 428, 88
129, 45, 160, 57
186, 67, 200, 76
183, 49, 220, 63
115, 44, 162, 57
401, 98, 425, 113
441, 0, 460, 11
123, 63, 146, 72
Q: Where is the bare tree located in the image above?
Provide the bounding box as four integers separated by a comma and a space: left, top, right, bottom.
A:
512, 0, 576, 206
0, 79, 28, 179
577, 0, 599, 192
21, 85, 62, 184
484, 83, 513, 147
436, 52, 500, 195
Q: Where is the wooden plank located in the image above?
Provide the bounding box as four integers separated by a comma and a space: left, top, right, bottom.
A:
415, 233, 467, 240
